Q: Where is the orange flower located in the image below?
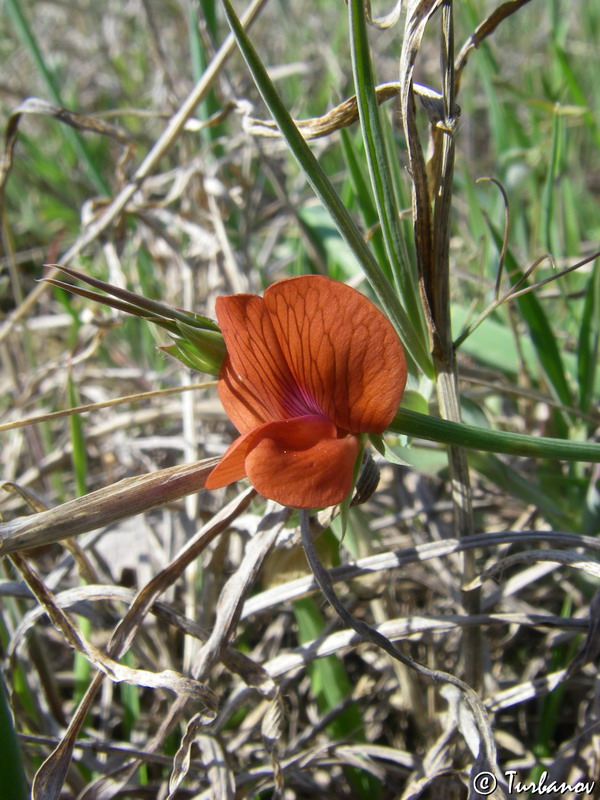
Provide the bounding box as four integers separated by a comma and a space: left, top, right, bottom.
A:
205, 275, 406, 508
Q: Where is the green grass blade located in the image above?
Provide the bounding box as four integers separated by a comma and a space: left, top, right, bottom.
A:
339, 129, 391, 283
468, 452, 568, 525
49, 266, 220, 331
218, 0, 432, 376
388, 408, 600, 463
540, 107, 563, 254
0, 675, 28, 800
552, 41, 600, 149
348, 0, 424, 341
294, 596, 381, 798
489, 227, 574, 421
188, 0, 222, 143
577, 262, 599, 415
4, 0, 108, 194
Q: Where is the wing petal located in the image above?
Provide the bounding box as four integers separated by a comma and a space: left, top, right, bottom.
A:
215, 294, 310, 429
245, 415, 359, 508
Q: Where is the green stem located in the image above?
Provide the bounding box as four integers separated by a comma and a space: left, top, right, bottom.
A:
388, 409, 600, 462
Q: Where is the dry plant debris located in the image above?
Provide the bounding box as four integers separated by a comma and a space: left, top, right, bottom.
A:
1, 1, 599, 799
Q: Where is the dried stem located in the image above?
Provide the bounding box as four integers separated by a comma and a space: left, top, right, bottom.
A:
299, 510, 504, 792
401, 1, 480, 686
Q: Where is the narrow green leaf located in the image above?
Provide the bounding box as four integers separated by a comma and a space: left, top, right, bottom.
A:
370, 433, 412, 466
489, 226, 574, 420
468, 451, 568, 525
339, 129, 391, 283
218, 0, 433, 376
552, 41, 600, 148
294, 597, 378, 798
577, 262, 599, 414
50, 266, 220, 331
188, 0, 222, 143
4, 0, 108, 194
348, 0, 424, 343
0, 675, 28, 800
540, 107, 563, 254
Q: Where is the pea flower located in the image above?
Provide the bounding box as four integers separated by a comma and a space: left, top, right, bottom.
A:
205, 275, 406, 508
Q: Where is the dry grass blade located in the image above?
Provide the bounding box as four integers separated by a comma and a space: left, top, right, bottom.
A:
167, 714, 204, 800
192, 507, 290, 681
245, 81, 447, 140
244, 82, 402, 139
220, 648, 277, 697
0, 0, 269, 345
31, 488, 255, 800
3, 581, 279, 705
399, 0, 442, 337
299, 510, 503, 791
167, 719, 235, 800
467, 549, 600, 589
486, 670, 567, 714
70, 495, 277, 800
260, 613, 584, 689
401, 0, 481, 686
262, 696, 285, 797
0, 458, 219, 555
564, 589, 600, 679
9, 551, 218, 709
198, 734, 236, 799
242, 529, 600, 618
0, 381, 216, 433
365, 0, 403, 29
455, 0, 535, 90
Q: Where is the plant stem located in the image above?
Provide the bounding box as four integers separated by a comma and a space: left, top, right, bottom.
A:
401, 1, 480, 687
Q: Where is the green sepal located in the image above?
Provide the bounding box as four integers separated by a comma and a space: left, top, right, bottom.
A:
337, 435, 367, 538
160, 338, 222, 376
369, 432, 412, 466
175, 321, 226, 374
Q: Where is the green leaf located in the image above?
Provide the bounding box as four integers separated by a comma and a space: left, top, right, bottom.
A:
348, 0, 424, 341
4, 0, 108, 193
540, 107, 563, 254
577, 262, 599, 414
468, 451, 568, 525
175, 322, 226, 374
0, 675, 28, 800
370, 433, 412, 467
489, 226, 574, 422
293, 597, 379, 798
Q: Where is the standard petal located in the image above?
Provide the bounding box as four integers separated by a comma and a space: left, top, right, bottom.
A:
215, 294, 311, 428
263, 276, 406, 433
244, 415, 360, 508
217, 355, 270, 433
